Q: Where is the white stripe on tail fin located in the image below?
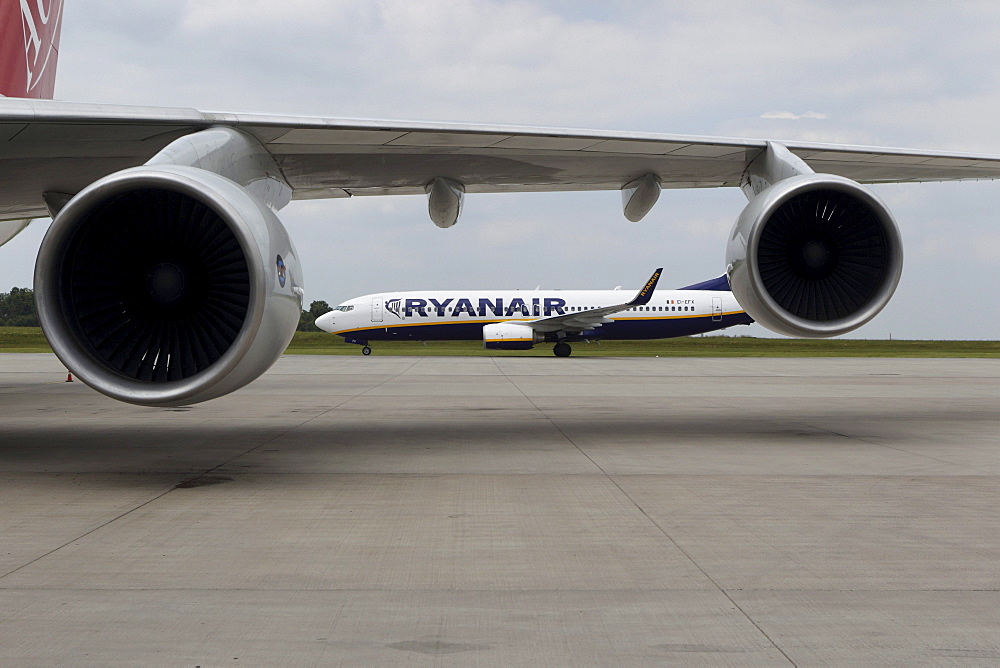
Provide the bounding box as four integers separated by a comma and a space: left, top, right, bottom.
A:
0, 0, 64, 99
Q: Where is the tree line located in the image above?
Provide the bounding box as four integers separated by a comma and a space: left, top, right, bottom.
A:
0, 287, 38, 326
1, 287, 333, 332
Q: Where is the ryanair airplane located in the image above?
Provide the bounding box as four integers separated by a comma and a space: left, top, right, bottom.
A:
315, 270, 753, 356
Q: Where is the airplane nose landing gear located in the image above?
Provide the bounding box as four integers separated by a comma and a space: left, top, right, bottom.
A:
362, 345, 372, 356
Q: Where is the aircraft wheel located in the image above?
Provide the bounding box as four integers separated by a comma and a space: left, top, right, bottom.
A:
553, 342, 572, 357
362, 345, 372, 356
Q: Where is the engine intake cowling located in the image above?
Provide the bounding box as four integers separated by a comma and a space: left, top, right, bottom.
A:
483, 322, 541, 350
35, 165, 302, 406
726, 174, 903, 338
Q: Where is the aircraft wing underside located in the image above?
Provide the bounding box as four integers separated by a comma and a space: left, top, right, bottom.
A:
3, 100, 1000, 220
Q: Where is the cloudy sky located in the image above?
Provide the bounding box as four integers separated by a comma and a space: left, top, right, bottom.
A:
4, 0, 999, 339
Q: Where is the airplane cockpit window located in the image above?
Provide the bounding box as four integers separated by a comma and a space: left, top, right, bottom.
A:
334, 305, 354, 312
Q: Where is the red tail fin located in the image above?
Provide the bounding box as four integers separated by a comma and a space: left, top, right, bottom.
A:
0, 0, 63, 99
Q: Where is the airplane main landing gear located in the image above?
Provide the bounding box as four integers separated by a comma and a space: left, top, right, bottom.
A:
362, 345, 372, 356
553, 342, 572, 357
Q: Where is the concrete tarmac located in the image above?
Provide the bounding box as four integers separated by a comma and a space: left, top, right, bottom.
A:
1, 353, 998, 665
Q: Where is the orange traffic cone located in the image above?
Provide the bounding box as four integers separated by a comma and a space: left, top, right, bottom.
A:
65, 372, 73, 382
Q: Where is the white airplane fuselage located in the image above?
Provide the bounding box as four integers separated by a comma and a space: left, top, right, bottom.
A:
316, 279, 753, 352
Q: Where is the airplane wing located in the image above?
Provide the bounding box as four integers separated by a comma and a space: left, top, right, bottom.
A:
4, 99, 1000, 220
527, 268, 662, 334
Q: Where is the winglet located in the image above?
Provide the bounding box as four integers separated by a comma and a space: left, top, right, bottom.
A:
628, 268, 662, 306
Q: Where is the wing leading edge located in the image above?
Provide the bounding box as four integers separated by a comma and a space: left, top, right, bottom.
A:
4, 99, 1000, 220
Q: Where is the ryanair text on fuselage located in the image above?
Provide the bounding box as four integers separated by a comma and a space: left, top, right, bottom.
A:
386, 296, 566, 319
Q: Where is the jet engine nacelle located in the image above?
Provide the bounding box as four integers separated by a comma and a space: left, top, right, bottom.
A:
34, 164, 302, 406
726, 174, 903, 338
483, 322, 541, 350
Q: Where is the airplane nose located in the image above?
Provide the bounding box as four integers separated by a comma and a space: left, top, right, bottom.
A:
315, 312, 335, 332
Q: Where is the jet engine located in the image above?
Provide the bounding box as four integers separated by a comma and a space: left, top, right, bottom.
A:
483, 322, 541, 350
34, 164, 302, 406
726, 173, 903, 338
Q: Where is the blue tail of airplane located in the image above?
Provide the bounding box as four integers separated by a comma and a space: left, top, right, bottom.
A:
679, 275, 731, 291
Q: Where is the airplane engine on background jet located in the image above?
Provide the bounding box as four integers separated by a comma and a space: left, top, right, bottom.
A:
34, 164, 302, 407
483, 322, 542, 350
726, 173, 903, 338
